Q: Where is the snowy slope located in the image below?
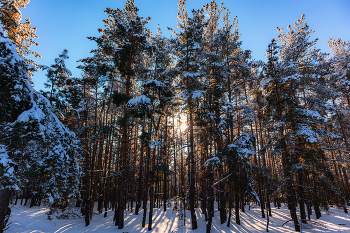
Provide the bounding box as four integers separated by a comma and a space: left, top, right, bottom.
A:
5, 202, 350, 233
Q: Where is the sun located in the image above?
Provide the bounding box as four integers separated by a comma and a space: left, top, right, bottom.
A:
180, 122, 187, 132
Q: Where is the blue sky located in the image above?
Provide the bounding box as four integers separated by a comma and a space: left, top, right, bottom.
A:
21, 0, 350, 91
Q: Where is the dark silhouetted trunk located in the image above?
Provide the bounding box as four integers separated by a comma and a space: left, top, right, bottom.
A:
148, 182, 154, 231
298, 170, 307, 223
235, 189, 240, 225
0, 189, 11, 233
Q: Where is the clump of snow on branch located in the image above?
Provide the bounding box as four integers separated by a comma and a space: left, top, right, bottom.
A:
228, 133, 256, 158
205, 156, 221, 167
126, 95, 151, 107
145, 79, 166, 88
294, 123, 319, 143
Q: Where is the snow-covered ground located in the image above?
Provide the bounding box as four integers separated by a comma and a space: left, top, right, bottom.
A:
4, 202, 350, 232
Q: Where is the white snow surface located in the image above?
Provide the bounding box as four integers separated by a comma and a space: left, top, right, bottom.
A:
4, 202, 350, 233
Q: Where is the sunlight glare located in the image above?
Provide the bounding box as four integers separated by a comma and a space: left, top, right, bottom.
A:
180, 122, 187, 131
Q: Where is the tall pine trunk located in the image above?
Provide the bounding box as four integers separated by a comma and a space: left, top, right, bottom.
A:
135, 122, 145, 215
118, 74, 131, 229
188, 108, 198, 230
148, 182, 155, 230
0, 189, 11, 233
298, 170, 307, 223
282, 140, 300, 232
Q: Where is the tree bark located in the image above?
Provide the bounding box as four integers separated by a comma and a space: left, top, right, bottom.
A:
206, 178, 213, 233
135, 123, 145, 215
298, 170, 307, 223
235, 189, 240, 225
148, 182, 154, 231
0, 189, 11, 233
188, 110, 198, 230
287, 177, 300, 232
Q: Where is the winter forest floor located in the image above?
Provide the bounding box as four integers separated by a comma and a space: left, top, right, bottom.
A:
4, 201, 350, 233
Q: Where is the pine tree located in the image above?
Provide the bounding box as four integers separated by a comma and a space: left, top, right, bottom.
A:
0, 24, 79, 233
326, 38, 350, 209
138, 28, 175, 229
262, 15, 342, 231
263, 39, 301, 231
78, 0, 151, 228
328, 38, 350, 150
169, 1, 209, 228
0, 0, 40, 67
40, 50, 73, 119
201, 2, 231, 227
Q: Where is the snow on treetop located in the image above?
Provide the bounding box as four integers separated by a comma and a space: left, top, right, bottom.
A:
126, 95, 151, 107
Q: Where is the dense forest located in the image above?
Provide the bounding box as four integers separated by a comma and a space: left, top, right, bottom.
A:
1, 0, 350, 232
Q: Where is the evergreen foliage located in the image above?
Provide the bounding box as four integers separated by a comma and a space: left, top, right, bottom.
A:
0, 0, 40, 67
0, 23, 80, 232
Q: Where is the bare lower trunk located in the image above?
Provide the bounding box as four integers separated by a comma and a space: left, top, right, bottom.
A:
141, 185, 148, 228
266, 192, 272, 217
135, 124, 145, 215
235, 190, 240, 225
0, 189, 11, 233
227, 188, 232, 227
142, 132, 151, 228
259, 182, 265, 218
298, 170, 307, 223
148, 183, 154, 231
206, 179, 213, 233
189, 163, 197, 230
313, 175, 321, 219
219, 185, 226, 224
118, 178, 125, 229
287, 178, 300, 232
163, 173, 167, 212
266, 201, 269, 232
